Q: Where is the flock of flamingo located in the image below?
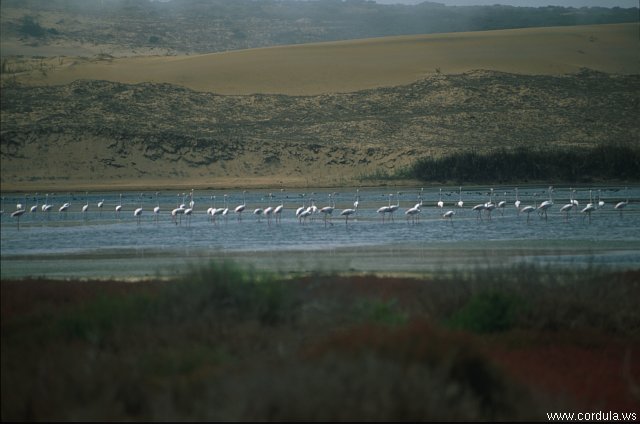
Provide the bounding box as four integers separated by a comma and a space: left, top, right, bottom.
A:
1, 186, 631, 229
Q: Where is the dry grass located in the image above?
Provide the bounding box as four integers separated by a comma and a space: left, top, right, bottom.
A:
5, 23, 638, 95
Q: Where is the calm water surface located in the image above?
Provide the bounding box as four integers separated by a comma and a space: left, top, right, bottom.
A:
2, 185, 639, 278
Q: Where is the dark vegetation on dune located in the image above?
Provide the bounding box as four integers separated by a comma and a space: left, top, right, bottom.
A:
2, 262, 639, 420
405, 144, 640, 184
2, 71, 638, 184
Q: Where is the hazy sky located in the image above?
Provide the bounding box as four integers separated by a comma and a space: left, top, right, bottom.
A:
375, 1, 638, 6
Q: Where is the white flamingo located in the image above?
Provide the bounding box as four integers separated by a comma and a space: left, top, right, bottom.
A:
437, 188, 444, 209
559, 188, 575, 221
153, 192, 161, 223
134, 193, 143, 225
319, 193, 335, 227
82, 192, 89, 218
497, 192, 507, 215
264, 193, 274, 224
614, 187, 629, 218
442, 209, 455, 225
514, 187, 521, 212
115, 194, 123, 218
581, 189, 596, 223
377, 193, 392, 223
273, 192, 284, 224
340, 190, 359, 226
234, 191, 247, 221
97, 198, 104, 217
537, 186, 554, 220
11, 205, 26, 230
457, 186, 464, 210
29, 193, 39, 213
171, 194, 185, 225
484, 188, 496, 220
388, 192, 401, 221
405, 204, 420, 224
597, 189, 605, 209
59, 192, 70, 216
520, 193, 537, 224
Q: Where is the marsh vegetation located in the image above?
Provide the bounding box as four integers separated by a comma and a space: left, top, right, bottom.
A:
2, 262, 638, 420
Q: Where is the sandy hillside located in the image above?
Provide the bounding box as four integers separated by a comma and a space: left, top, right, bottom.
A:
7, 23, 639, 95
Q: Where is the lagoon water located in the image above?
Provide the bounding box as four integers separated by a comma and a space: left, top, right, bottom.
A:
1, 186, 639, 279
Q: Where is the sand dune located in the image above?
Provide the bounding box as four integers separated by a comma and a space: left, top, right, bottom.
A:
11, 23, 639, 95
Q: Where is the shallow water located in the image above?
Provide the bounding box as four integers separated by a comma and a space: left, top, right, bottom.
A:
2, 185, 639, 278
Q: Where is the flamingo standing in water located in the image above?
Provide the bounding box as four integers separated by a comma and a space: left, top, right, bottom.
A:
537, 186, 554, 220
437, 188, 444, 209
514, 187, 521, 213
171, 194, 185, 225
559, 188, 575, 221
377, 193, 392, 223
11, 205, 26, 230
97, 198, 104, 217
442, 209, 455, 225
234, 191, 247, 221
273, 192, 284, 224
29, 193, 39, 214
134, 193, 143, 225
388, 192, 400, 221
42, 194, 53, 219
520, 193, 537, 224
581, 189, 596, 223
115, 194, 123, 219
153, 192, 161, 223
614, 187, 629, 218
340, 190, 359, 226
319, 193, 335, 227
82, 192, 89, 219
456, 187, 464, 214
405, 203, 421, 224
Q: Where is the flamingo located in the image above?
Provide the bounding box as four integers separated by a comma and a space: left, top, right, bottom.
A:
264, 193, 274, 224
484, 188, 496, 220
213, 196, 225, 222
11, 206, 26, 230
153, 192, 161, 223
97, 198, 104, 217
437, 188, 444, 209
115, 194, 123, 218
295, 194, 307, 223
497, 192, 507, 215
442, 210, 455, 225
171, 194, 185, 225
319, 194, 335, 227
457, 186, 464, 210
405, 204, 420, 224
134, 193, 143, 225
253, 206, 263, 222
340, 190, 359, 226
559, 188, 575, 221
472, 202, 486, 220
388, 192, 401, 221
520, 194, 537, 224
234, 191, 247, 221
183, 198, 194, 226
58, 192, 70, 216
207, 195, 216, 222
514, 187, 521, 212
42, 194, 53, 219
221, 194, 230, 223
81, 192, 89, 218
273, 192, 284, 224
597, 189, 605, 209
29, 193, 39, 213
377, 193, 392, 223
299, 206, 312, 224
581, 189, 596, 223
614, 187, 629, 218
537, 186, 554, 220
